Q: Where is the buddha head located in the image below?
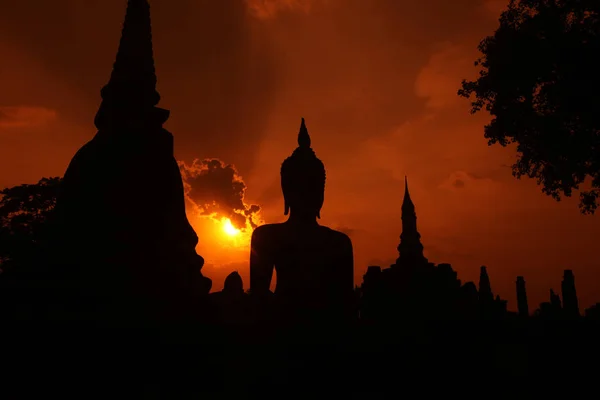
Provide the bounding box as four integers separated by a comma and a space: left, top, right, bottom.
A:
280, 118, 326, 219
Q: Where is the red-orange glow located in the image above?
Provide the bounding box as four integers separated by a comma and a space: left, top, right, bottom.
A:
189, 212, 256, 251
188, 210, 260, 291
3, 0, 600, 311
216, 216, 253, 250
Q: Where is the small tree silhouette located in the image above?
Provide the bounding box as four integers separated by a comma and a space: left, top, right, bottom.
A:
0, 177, 61, 273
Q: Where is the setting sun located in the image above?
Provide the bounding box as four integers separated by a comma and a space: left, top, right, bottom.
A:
189, 211, 261, 259
222, 218, 240, 237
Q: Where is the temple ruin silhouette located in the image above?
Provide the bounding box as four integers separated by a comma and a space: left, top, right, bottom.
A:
0, 0, 589, 329
51, 0, 211, 321
3, 0, 600, 393
357, 179, 509, 321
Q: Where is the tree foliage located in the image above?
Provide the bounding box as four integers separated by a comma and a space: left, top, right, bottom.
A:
459, 0, 600, 213
0, 177, 62, 272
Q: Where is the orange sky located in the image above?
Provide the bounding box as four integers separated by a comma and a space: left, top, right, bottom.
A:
1, 0, 599, 312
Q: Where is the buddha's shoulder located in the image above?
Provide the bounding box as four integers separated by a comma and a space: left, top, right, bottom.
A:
252, 223, 352, 247
251, 223, 286, 238
319, 226, 353, 247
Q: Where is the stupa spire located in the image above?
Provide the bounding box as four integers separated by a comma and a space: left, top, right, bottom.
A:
402, 176, 415, 211
95, 0, 166, 129
395, 176, 427, 267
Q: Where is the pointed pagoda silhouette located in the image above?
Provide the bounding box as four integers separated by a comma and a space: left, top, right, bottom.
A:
53, 0, 211, 320
395, 177, 428, 267
561, 269, 580, 318
94, 0, 165, 130
516, 276, 529, 317
478, 266, 494, 303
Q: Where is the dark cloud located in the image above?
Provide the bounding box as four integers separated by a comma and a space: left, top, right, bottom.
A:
452, 179, 466, 189
179, 158, 261, 230
440, 170, 497, 191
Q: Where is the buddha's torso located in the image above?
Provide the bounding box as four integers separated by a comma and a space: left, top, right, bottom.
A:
258, 223, 350, 307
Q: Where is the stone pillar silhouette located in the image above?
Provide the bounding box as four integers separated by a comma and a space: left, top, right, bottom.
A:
550, 289, 562, 310
478, 266, 494, 304
53, 0, 211, 320
395, 177, 428, 268
516, 276, 529, 317
561, 270, 580, 318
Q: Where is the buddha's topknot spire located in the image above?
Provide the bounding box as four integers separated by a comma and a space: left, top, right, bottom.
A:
95, 0, 164, 129
298, 117, 311, 148
281, 117, 326, 217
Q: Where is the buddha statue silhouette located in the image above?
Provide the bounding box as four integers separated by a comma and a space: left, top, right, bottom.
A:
250, 118, 354, 324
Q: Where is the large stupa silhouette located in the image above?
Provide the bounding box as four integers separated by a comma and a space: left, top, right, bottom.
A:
53, 0, 211, 320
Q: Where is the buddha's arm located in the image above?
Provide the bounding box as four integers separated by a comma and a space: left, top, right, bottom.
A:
250, 228, 273, 296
